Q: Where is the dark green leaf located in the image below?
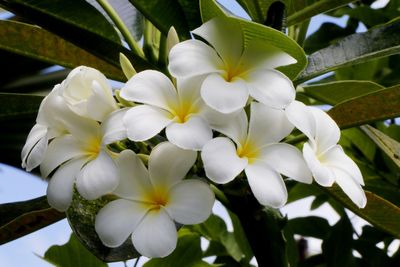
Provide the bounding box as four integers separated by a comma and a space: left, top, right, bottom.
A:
303, 80, 384, 105
328, 85, 400, 129
128, 0, 191, 40
0, 0, 155, 72
341, 128, 376, 162
0, 196, 65, 245
296, 20, 400, 83
323, 185, 400, 238
0, 93, 43, 121
361, 125, 400, 170
0, 20, 125, 81
287, 216, 330, 239
353, 239, 391, 267
228, 211, 253, 263
43, 233, 107, 267
322, 215, 354, 267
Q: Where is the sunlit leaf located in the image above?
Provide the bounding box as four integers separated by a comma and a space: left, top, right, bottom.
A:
296, 20, 400, 83
0, 196, 65, 245
328, 85, 400, 128
0, 20, 125, 81
43, 233, 107, 267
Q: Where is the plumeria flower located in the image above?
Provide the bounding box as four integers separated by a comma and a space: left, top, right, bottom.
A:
201, 102, 312, 208
95, 142, 215, 258
42, 108, 127, 212
60, 66, 118, 121
168, 17, 297, 114
285, 101, 367, 208
121, 70, 220, 150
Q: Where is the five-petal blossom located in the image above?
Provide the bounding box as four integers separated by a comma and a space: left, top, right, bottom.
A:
169, 17, 297, 114
285, 101, 367, 208
201, 102, 312, 208
95, 142, 215, 258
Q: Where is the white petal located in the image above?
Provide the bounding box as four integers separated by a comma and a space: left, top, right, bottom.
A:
76, 150, 118, 200
166, 179, 215, 224
207, 109, 248, 145
95, 199, 147, 248
120, 70, 178, 111
113, 150, 153, 201
240, 41, 297, 70
40, 135, 86, 178
148, 142, 197, 188
123, 105, 172, 142
246, 69, 295, 109
331, 167, 367, 208
201, 73, 249, 114
303, 142, 335, 186
21, 124, 48, 171
166, 117, 212, 151
176, 76, 204, 104
101, 108, 128, 145
323, 145, 364, 185
86, 80, 118, 121
132, 209, 177, 258
248, 102, 294, 146
61, 115, 101, 144
168, 40, 224, 78
310, 107, 341, 152
259, 144, 312, 184
285, 101, 316, 141
46, 157, 86, 211
245, 162, 288, 208
192, 17, 243, 67
201, 137, 247, 184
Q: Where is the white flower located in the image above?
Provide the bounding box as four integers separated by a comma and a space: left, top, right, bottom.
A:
60, 66, 118, 121
43, 108, 127, 211
168, 17, 297, 114
201, 102, 311, 208
285, 101, 367, 208
95, 142, 215, 258
121, 70, 219, 151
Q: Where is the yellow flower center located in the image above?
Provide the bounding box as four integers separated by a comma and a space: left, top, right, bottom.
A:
236, 140, 259, 164
222, 65, 245, 82
171, 100, 199, 123
85, 137, 102, 158
146, 187, 169, 211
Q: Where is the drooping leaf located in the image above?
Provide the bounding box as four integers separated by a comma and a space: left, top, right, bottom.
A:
322, 214, 355, 267
200, 1, 307, 79
328, 85, 400, 129
0, 20, 125, 81
0, 196, 65, 245
0, 93, 43, 121
302, 80, 384, 105
286, 0, 354, 26
127, 0, 192, 40
43, 233, 107, 267
323, 186, 400, 238
296, 20, 400, 83
361, 125, 400, 170
0, 0, 155, 72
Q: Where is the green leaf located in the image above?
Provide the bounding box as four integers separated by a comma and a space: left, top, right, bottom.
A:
235, 0, 267, 22
143, 232, 206, 267
327, 85, 400, 129
199, 2, 307, 79
341, 128, 377, 162
0, 0, 155, 72
296, 20, 400, 83
43, 233, 107, 267
0, 93, 43, 121
0, 20, 125, 81
323, 186, 400, 238
322, 214, 355, 267
303, 80, 384, 105
0, 196, 65, 245
286, 0, 354, 26
128, 0, 192, 40
287, 216, 330, 239
361, 125, 400, 170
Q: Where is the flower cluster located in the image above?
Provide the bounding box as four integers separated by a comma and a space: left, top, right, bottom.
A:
21, 17, 366, 258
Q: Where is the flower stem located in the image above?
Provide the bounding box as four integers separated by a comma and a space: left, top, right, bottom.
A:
96, 0, 144, 57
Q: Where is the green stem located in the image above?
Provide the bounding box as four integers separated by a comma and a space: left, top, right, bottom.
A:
96, 0, 144, 57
